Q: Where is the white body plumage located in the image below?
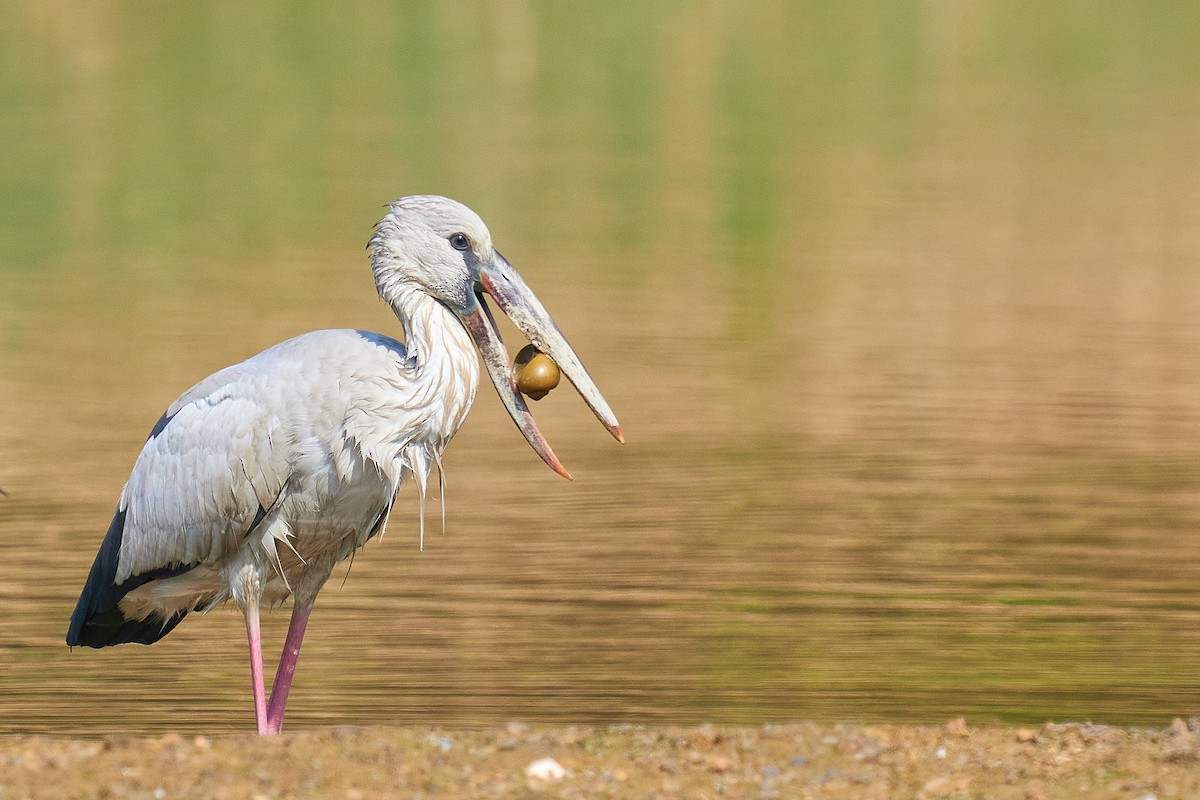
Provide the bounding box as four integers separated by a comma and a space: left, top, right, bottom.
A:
119, 288, 477, 621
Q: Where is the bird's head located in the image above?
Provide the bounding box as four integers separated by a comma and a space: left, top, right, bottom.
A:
369, 195, 623, 478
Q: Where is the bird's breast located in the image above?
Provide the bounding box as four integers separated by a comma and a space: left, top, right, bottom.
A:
342, 323, 480, 485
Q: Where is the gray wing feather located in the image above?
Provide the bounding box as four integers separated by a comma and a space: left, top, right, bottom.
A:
115, 363, 291, 583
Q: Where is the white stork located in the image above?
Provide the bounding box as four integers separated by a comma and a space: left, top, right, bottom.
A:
66, 196, 623, 734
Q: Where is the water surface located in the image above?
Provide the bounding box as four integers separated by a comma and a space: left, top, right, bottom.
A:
3, 3, 1200, 733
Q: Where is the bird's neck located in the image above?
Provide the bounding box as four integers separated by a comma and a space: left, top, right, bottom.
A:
389, 284, 480, 429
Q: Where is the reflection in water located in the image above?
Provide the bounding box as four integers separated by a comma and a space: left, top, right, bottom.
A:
3, 3, 1200, 733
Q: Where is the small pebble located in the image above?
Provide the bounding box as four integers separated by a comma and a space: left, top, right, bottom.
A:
705, 755, 733, 773
526, 757, 567, 781
943, 717, 969, 736
923, 775, 953, 795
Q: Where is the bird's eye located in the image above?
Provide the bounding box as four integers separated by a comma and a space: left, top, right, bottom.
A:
449, 233, 471, 251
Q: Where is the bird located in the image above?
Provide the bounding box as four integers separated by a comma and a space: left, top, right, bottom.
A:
66, 195, 623, 735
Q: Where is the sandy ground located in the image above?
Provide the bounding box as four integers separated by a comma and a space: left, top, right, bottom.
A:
3, 719, 1199, 799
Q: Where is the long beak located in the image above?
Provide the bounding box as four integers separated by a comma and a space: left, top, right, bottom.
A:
455, 251, 623, 479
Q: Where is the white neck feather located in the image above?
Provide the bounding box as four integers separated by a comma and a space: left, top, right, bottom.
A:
387, 283, 480, 441
351, 283, 481, 550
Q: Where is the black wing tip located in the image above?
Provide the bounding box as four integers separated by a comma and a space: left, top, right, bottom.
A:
67, 507, 194, 649
67, 607, 187, 648
67, 508, 127, 644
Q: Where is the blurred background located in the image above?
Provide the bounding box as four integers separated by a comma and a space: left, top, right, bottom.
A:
2, 2, 1200, 734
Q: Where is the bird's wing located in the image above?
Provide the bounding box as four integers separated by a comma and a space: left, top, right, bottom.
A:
114, 357, 294, 584
67, 349, 298, 647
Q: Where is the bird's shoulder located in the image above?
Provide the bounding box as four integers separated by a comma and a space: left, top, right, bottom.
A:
162, 329, 409, 413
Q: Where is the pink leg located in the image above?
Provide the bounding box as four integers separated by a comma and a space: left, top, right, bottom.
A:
265, 601, 313, 734
243, 599, 269, 735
